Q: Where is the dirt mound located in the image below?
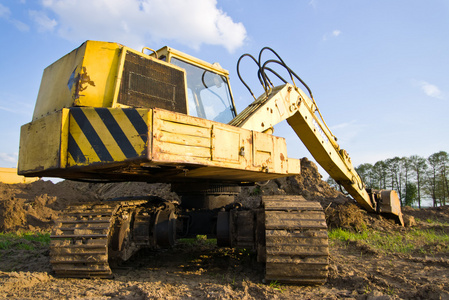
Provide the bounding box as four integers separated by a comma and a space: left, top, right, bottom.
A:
245, 157, 348, 202
0, 157, 408, 233
0, 181, 62, 232
0, 180, 177, 232
325, 202, 368, 231
1, 158, 448, 299
237, 157, 350, 207
402, 205, 449, 223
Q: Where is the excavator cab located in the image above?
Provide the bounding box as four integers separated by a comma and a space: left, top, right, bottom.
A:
153, 47, 237, 123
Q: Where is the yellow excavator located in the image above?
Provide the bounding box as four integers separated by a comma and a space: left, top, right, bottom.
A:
18, 41, 403, 284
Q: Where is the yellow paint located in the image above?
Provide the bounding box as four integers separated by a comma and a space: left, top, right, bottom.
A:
74, 42, 121, 107
68, 114, 100, 165
66, 108, 150, 166
20, 107, 300, 181
159, 130, 210, 147
252, 131, 274, 171
19, 40, 300, 183
211, 125, 241, 163
155, 46, 230, 77
287, 158, 301, 174
59, 109, 70, 168
150, 108, 292, 175
81, 109, 127, 162
0, 168, 39, 184
18, 110, 66, 174
112, 109, 149, 156
33, 41, 122, 120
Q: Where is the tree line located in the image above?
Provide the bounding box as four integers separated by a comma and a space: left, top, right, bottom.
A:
327, 151, 449, 208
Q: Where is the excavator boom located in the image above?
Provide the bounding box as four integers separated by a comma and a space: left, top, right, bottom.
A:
231, 51, 403, 225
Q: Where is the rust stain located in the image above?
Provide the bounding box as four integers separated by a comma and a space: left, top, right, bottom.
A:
280, 153, 285, 161
73, 67, 96, 100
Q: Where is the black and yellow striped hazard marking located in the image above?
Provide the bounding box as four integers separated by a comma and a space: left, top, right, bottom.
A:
68, 107, 149, 166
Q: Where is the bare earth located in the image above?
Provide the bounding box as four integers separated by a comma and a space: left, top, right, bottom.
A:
0, 159, 448, 299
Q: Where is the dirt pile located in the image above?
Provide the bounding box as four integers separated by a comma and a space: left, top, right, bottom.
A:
237, 157, 350, 207
0, 157, 391, 233
1, 158, 449, 299
239, 157, 347, 201
0, 180, 177, 232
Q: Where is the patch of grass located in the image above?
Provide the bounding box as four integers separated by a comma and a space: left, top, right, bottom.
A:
16, 243, 36, 250
329, 227, 449, 254
363, 284, 372, 294
250, 187, 261, 196
178, 235, 217, 247
424, 218, 449, 226
386, 286, 396, 296
0, 231, 50, 250
268, 280, 285, 292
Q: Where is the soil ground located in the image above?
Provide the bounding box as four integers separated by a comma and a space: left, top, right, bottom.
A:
0, 158, 448, 299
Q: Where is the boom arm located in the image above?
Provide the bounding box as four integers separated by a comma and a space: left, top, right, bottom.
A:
230, 83, 403, 225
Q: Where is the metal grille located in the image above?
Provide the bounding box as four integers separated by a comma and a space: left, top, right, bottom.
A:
118, 51, 187, 114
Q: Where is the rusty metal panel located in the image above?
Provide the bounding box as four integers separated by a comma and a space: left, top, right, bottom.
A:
20, 107, 300, 181
287, 157, 301, 175
252, 131, 274, 172
18, 109, 69, 174
152, 109, 212, 163
272, 135, 288, 174
152, 108, 293, 177
211, 125, 241, 163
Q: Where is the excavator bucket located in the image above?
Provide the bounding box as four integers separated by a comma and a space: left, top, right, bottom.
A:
378, 190, 404, 226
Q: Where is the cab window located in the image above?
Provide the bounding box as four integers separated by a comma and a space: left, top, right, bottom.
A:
171, 58, 235, 123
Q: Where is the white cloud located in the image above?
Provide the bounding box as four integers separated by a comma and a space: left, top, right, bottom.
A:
0, 3, 29, 32
36, 0, 246, 53
330, 120, 355, 131
0, 153, 18, 166
0, 106, 17, 113
11, 19, 30, 32
308, 0, 317, 8
323, 29, 342, 41
418, 81, 444, 100
330, 120, 361, 145
0, 3, 11, 18
29, 10, 57, 32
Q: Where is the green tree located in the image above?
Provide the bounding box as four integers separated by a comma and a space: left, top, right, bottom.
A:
438, 151, 449, 206
354, 151, 448, 207
401, 157, 412, 205
386, 157, 402, 198
404, 182, 418, 207
409, 155, 427, 208
355, 163, 374, 187
326, 176, 338, 189
428, 152, 441, 207
373, 160, 387, 189
427, 151, 449, 206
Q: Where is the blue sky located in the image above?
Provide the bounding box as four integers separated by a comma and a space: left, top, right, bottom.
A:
0, 0, 448, 179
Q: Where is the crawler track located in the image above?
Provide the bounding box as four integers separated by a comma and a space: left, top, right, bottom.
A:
262, 195, 329, 284
50, 203, 120, 278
